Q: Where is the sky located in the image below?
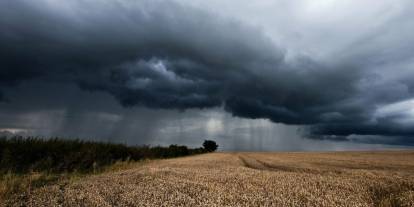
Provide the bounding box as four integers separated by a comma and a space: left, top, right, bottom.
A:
1, 0, 414, 151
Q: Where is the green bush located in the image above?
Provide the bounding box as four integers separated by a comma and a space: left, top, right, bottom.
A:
203, 140, 218, 152
0, 136, 207, 174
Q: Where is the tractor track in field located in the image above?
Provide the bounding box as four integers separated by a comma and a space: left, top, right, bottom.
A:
239, 154, 324, 174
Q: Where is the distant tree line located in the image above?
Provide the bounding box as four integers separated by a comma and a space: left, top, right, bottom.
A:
0, 136, 218, 174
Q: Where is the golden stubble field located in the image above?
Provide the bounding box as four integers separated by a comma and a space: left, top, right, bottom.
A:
6, 151, 414, 207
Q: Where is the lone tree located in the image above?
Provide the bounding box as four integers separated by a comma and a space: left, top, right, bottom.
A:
202, 140, 218, 152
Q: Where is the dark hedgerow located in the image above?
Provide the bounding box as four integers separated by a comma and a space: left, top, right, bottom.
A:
0, 136, 208, 174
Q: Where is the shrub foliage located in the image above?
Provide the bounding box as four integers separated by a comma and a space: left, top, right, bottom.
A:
0, 136, 207, 174
202, 140, 218, 152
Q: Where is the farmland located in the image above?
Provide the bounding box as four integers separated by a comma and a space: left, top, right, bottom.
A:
5, 151, 414, 206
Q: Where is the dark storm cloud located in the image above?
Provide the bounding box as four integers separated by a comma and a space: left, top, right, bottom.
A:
1, 0, 414, 145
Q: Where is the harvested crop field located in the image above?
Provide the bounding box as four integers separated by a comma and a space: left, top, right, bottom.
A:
6, 151, 414, 207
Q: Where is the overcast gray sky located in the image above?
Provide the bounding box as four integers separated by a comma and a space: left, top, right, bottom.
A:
1, 0, 414, 150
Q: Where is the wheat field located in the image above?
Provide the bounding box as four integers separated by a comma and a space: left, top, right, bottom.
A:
6, 151, 414, 207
